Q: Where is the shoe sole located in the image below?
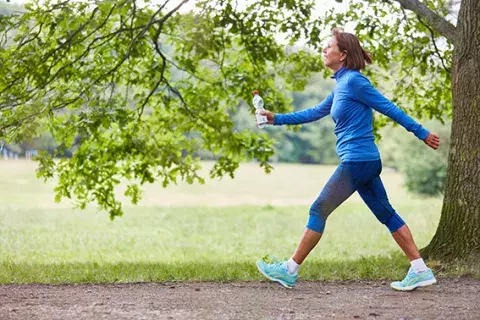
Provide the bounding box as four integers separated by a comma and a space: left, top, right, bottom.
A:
256, 262, 294, 289
390, 278, 437, 291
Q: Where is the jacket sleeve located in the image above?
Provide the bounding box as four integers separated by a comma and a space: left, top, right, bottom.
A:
349, 74, 429, 140
274, 93, 333, 126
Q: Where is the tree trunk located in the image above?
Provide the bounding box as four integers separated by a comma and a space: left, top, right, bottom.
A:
422, 0, 480, 267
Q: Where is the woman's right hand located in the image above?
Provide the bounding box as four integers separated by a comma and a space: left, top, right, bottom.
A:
260, 110, 275, 125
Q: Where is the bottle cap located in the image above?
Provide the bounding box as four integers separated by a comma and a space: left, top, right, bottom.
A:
252, 90, 259, 95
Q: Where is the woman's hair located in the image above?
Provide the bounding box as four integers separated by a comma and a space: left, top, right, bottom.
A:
332, 28, 372, 70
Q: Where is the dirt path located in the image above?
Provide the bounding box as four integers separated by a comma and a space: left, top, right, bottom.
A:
1, 278, 479, 319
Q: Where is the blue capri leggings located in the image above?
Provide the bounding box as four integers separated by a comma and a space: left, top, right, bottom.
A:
307, 159, 405, 233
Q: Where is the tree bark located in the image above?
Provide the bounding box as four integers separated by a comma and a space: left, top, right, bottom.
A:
422, 0, 480, 267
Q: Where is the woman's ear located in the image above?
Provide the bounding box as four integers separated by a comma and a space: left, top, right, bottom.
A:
340, 50, 348, 62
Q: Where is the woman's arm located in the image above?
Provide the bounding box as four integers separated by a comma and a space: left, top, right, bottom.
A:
350, 74, 429, 140
272, 93, 334, 126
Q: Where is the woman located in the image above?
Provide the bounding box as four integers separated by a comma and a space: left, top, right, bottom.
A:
256, 29, 440, 291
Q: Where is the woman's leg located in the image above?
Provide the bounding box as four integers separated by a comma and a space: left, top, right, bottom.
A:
291, 228, 323, 265
356, 175, 421, 259
391, 224, 421, 261
256, 162, 359, 288
291, 162, 358, 265
356, 167, 436, 290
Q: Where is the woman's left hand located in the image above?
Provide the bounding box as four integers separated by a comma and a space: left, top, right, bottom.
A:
424, 132, 440, 150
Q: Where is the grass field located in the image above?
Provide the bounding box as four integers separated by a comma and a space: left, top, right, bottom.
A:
0, 160, 445, 284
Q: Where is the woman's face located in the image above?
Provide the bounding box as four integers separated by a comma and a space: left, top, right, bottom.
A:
323, 37, 345, 71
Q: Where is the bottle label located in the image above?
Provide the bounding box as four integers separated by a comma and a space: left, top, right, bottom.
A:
255, 113, 268, 125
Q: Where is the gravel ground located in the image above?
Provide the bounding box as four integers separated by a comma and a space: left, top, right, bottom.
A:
1, 278, 479, 319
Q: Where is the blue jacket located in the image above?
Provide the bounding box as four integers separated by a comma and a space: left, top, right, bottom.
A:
274, 66, 429, 162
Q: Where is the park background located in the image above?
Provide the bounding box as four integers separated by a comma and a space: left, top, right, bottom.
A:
0, 0, 468, 284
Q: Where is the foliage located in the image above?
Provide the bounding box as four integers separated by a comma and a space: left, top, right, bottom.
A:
404, 155, 447, 196
0, 0, 323, 218
379, 120, 451, 196
0, 0, 456, 217
401, 121, 450, 196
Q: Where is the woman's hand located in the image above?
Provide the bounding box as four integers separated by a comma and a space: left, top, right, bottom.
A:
424, 132, 440, 150
259, 110, 275, 125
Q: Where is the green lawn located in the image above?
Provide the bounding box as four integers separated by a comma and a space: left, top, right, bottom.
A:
0, 160, 444, 283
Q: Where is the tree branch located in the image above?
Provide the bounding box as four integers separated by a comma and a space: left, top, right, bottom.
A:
17, 21, 44, 48
393, 0, 457, 42
41, 7, 101, 63
92, 0, 189, 87
416, 14, 450, 74
137, 54, 166, 120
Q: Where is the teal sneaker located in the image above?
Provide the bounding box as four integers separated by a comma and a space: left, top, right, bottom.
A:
256, 259, 298, 288
390, 267, 437, 291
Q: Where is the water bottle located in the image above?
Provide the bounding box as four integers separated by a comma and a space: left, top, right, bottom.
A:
252, 90, 268, 129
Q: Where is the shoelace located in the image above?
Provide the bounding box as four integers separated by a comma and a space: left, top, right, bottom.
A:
271, 261, 286, 272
